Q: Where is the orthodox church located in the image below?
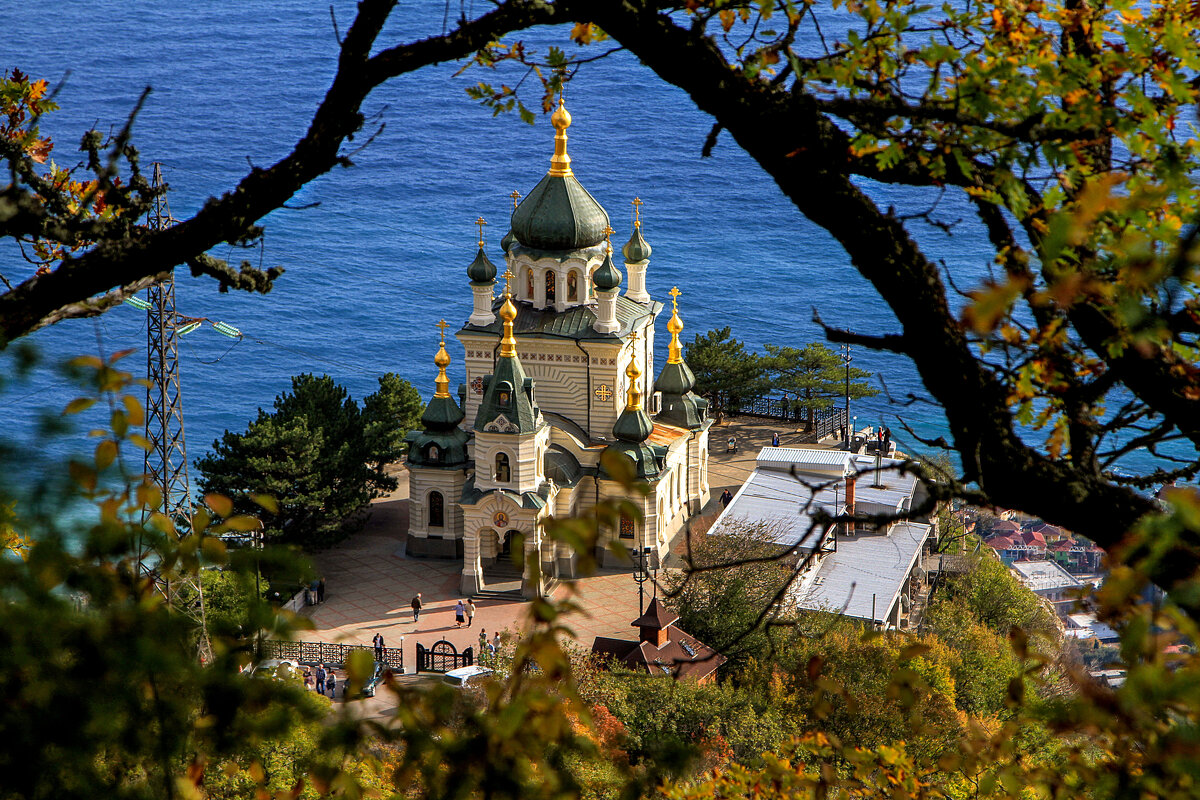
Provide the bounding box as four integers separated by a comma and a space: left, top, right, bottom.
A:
405, 98, 712, 598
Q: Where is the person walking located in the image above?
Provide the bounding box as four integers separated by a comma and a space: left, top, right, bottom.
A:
478, 628, 487, 652
492, 631, 501, 653
373, 631, 384, 661
411, 593, 423, 622
720, 489, 733, 508
454, 599, 466, 628
772, 431, 780, 447
465, 598, 476, 628
326, 669, 336, 699
303, 669, 314, 691
317, 577, 326, 603
315, 664, 326, 694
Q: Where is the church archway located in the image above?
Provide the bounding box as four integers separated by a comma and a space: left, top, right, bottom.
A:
567, 270, 579, 302
545, 270, 557, 304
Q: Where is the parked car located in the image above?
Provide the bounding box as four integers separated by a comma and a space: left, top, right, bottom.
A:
441, 665, 493, 688
352, 661, 386, 698
248, 658, 301, 680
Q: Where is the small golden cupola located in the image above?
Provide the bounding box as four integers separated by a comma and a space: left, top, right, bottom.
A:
510, 94, 611, 252
408, 320, 468, 467
498, 267, 519, 358
655, 287, 708, 430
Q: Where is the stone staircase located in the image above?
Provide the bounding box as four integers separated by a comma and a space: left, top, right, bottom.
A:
472, 561, 558, 601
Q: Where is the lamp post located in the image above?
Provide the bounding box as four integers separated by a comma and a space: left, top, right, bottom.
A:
840, 343, 852, 448
633, 546, 655, 615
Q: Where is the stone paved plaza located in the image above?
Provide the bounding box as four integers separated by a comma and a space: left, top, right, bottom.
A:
296, 415, 837, 687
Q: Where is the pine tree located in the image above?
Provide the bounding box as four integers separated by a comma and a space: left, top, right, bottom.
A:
761, 343, 878, 432
196, 373, 421, 548
684, 327, 768, 424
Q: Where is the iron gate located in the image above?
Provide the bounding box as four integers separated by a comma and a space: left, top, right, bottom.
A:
416, 639, 474, 673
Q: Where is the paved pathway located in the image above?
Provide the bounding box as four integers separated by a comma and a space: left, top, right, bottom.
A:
296, 415, 842, 699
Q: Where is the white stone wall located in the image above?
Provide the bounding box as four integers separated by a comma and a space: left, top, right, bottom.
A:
472, 425, 550, 495
408, 467, 467, 540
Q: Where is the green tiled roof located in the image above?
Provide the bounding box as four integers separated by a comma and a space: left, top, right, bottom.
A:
512, 172, 610, 251
592, 250, 622, 291
462, 296, 661, 341
473, 354, 542, 434
600, 440, 661, 480
613, 405, 653, 443
622, 226, 652, 263
405, 426, 470, 467
466, 246, 497, 284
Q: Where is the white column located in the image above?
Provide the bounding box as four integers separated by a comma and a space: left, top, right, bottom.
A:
625, 259, 650, 303
534, 267, 547, 308
461, 529, 482, 595
593, 288, 619, 334
469, 282, 496, 326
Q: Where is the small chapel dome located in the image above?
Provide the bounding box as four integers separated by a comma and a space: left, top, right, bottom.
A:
499, 229, 515, 254
622, 226, 652, 263
467, 246, 497, 283
592, 249, 622, 292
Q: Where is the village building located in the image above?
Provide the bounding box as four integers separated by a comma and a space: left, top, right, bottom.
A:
590, 597, 725, 683
1009, 559, 1083, 617
404, 98, 712, 598
710, 447, 938, 630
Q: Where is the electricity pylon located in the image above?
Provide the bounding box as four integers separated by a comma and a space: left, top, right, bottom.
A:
142, 162, 211, 664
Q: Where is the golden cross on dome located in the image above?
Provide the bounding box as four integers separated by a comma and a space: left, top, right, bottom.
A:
436, 318, 449, 344
669, 285, 681, 311
475, 216, 487, 248
632, 197, 643, 228
603, 224, 615, 252
509, 189, 521, 210
502, 267, 515, 295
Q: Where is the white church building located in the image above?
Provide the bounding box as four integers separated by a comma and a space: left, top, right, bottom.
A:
404, 98, 713, 598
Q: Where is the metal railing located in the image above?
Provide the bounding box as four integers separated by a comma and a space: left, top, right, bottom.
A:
261, 639, 404, 672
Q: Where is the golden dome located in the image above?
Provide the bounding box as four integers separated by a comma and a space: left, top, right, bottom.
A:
434, 319, 452, 398
667, 287, 684, 364
499, 268, 518, 357
548, 95, 573, 177
625, 331, 644, 410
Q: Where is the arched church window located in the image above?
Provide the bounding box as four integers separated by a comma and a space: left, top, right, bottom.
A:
567, 271, 578, 301
546, 271, 556, 304
427, 444, 439, 463
619, 515, 635, 540
525, 269, 534, 300
496, 452, 511, 483
429, 491, 444, 527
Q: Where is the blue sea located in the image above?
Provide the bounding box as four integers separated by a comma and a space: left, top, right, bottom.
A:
0, 2, 1128, 489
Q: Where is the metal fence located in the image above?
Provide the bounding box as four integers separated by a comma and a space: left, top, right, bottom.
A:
416, 639, 474, 673
729, 395, 848, 438
261, 639, 404, 672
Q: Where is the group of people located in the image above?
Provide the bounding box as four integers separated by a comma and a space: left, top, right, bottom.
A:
304, 663, 338, 698
454, 598, 476, 627
477, 629, 502, 663
410, 594, 477, 629
304, 577, 326, 606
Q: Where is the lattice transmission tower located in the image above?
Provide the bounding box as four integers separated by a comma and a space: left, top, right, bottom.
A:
142, 162, 211, 662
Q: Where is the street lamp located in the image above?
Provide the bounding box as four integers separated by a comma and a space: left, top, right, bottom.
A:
633, 546, 656, 615
840, 343, 852, 448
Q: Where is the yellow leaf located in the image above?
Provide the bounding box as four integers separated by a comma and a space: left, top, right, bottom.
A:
69, 461, 96, 491
123, 395, 145, 426
64, 397, 96, 415
250, 494, 279, 514
94, 439, 117, 471
204, 493, 233, 518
